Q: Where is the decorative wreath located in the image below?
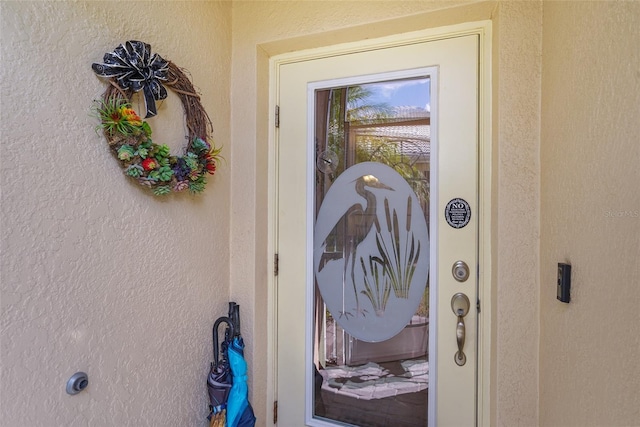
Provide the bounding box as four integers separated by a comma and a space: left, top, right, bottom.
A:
91, 40, 221, 196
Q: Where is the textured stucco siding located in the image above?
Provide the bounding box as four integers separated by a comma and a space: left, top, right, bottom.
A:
495, 2, 542, 425
540, 2, 640, 426
1, 2, 231, 426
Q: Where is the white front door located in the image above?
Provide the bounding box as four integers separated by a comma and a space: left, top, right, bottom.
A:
273, 30, 485, 427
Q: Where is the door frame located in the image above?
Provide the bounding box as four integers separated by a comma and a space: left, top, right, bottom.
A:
267, 20, 493, 426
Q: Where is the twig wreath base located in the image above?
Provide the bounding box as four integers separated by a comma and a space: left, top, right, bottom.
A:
93, 45, 220, 196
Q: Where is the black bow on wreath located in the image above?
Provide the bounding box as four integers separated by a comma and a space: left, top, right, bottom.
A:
92, 40, 169, 118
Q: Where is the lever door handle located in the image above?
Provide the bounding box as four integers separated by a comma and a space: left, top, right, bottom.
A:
451, 293, 470, 366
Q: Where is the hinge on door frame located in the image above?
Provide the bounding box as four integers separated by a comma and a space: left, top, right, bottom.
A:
274, 253, 279, 276
476, 265, 481, 313
273, 400, 278, 424
275, 105, 280, 128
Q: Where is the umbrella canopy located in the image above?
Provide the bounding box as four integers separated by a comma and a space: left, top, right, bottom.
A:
226, 336, 256, 427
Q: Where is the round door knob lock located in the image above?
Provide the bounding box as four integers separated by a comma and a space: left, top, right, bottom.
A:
66, 372, 89, 395
452, 260, 470, 282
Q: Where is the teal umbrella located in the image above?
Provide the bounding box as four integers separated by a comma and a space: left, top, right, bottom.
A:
226, 336, 256, 427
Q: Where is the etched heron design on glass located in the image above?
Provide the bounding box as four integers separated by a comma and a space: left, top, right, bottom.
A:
318, 174, 393, 318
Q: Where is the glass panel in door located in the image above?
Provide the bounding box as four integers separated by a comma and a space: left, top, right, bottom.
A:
312, 77, 431, 426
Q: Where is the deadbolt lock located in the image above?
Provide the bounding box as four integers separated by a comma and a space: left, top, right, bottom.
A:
452, 260, 470, 282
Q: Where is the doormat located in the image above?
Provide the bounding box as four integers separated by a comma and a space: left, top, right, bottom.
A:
319, 359, 428, 400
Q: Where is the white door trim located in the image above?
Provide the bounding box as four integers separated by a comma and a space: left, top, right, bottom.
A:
267, 20, 493, 426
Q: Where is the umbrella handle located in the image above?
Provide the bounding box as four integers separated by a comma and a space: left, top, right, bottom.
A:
229, 302, 241, 338
213, 316, 234, 367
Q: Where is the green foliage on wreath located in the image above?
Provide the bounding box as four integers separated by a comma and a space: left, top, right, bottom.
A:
94, 98, 221, 196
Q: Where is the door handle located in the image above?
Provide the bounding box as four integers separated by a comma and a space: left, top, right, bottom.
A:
451, 293, 470, 366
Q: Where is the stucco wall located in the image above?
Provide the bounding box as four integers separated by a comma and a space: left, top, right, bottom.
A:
231, 1, 541, 426
0, 2, 231, 426
540, 2, 640, 426
494, 2, 542, 425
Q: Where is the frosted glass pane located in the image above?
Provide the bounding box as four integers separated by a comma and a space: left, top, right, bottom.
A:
314, 162, 429, 342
